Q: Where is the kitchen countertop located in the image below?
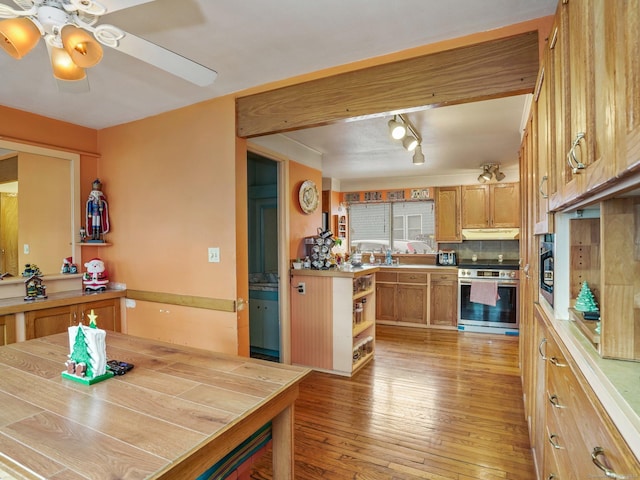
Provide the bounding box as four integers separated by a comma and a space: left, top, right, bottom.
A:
291, 265, 379, 278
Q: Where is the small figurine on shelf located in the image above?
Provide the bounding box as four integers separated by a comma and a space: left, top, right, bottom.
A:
60, 257, 78, 274
22, 263, 42, 277
86, 179, 110, 243
24, 274, 46, 301
83, 258, 109, 292
79, 227, 87, 243
574, 281, 599, 312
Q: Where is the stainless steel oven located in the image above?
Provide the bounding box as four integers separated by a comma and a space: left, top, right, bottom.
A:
457, 266, 519, 335
540, 234, 554, 306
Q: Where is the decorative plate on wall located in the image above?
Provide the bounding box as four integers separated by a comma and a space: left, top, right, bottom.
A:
299, 180, 319, 214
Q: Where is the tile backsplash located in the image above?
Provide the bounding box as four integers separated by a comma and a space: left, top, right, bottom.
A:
439, 240, 519, 261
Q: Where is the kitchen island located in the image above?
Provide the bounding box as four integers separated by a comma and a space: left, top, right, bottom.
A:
0, 331, 310, 479
290, 265, 379, 376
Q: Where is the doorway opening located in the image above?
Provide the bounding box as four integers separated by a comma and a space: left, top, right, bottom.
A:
247, 152, 280, 362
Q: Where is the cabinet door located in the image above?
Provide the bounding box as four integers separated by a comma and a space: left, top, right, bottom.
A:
0, 314, 16, 345
78, 299, 121, 332
261, 299, 280, 352
375, 283, 396, 321
613, 0, 640, 176
490, 183, 520, 228
461, 184, 489, 228
25, 306, 75, 340
429, 275, 457, 327
396, 284, 426, 325
249, 299, 264, 347
435, 186, 461, 242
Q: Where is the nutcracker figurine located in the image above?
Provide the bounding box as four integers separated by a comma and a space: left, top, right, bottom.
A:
86, 179, 110, 242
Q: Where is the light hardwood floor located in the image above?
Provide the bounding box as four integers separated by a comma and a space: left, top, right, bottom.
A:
251, 325, 535, 479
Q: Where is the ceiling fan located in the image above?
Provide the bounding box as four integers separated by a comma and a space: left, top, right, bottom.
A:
0, 0, 217, 91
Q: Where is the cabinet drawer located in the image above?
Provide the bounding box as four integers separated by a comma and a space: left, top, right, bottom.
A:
398, 273, 427, 284
430, 273, 457, 282
376, 272, 398, 283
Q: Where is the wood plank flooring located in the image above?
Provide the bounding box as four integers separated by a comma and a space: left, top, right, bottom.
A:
251, 325, 535, 479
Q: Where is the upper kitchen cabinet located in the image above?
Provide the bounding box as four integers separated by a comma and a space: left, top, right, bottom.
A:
612, 0, 640, 176
435, 186, 461, 242
550, 0, 617, 210
462, 183, 520, 229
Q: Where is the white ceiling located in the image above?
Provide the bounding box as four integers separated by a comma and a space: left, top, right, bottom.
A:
0, 0, 557, 182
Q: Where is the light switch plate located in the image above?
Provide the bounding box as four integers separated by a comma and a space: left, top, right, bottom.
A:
208, 247, 220, 263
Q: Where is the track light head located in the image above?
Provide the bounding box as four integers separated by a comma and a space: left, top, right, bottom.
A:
478, 164, 505, 183
402, 135, 418, 152
412, 145, 425, 165
388, 117, 406, 140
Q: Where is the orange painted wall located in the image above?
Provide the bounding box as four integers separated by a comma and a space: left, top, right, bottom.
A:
0, 105, 98, 154
289, 162, 322, 260
96, 96, 239, 353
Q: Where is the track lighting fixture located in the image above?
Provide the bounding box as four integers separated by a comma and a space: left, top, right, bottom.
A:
388, 116, 407, 140
478, 164, 505, 183
388, 114, 425, 164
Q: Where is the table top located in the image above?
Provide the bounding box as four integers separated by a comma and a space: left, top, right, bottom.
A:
0, 332, 310, 479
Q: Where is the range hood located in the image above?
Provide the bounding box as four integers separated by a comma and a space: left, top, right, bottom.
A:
462, 228, 520, 240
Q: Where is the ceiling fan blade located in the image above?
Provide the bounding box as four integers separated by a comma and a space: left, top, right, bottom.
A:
10, 0, 34, 11
98, 0, 155, 14
109, 30, 217, 86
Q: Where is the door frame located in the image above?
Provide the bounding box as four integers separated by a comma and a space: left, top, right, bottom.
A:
246, 142, 291, 364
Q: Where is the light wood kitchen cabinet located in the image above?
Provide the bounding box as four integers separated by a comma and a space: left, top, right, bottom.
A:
0, 314, 16, 345
611, 0, 640, 177
462, 183, 520, 229
25, 298, 121, 340
376, 271, 426, 326
428, 272, 457, 328
543, 319, 640, 479
376, 268, 457, 329
550, 0, 618, 210
435, 186, 461, 242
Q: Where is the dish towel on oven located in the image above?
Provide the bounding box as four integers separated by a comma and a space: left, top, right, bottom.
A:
470, 281, 500, 307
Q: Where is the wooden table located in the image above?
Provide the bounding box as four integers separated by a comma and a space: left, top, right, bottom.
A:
0, 332, 310, 479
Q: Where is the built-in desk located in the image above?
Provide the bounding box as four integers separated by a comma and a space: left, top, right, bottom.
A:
0, 331, 310, 479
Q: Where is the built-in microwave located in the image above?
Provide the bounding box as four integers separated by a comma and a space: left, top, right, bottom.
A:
540, 234, 554, 306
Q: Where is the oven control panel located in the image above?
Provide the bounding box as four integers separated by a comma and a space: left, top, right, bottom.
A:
458, 269, 519, 280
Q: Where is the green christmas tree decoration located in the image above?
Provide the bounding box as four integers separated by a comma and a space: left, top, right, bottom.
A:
574, 281, 599, 312
70, 326, 93, 378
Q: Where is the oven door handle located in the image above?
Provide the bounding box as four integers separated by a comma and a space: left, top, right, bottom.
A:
458, 280, 519, 286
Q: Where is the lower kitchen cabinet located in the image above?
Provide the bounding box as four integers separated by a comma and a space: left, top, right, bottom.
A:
525, 304, 640, 479
428, 272, 458, 328
376, 268, 457, 329
249, 294, 279, 354
0, 314, 16, 345
25, 298, 121, 340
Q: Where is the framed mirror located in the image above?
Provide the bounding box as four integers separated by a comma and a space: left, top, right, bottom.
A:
0, 140, 80, 277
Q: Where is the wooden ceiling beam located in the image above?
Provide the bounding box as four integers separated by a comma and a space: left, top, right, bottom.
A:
236, 31, 539, 138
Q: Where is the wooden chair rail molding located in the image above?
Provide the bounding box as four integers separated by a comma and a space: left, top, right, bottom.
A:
126, 290, 236, 313
236, 31, 539, 138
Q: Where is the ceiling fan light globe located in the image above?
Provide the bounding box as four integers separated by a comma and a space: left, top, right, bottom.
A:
50, 47, 86, 81
403, 135, 418, 151
61, 25, 102, 68
0, 18, 41, 59
388, 118, 406, 140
